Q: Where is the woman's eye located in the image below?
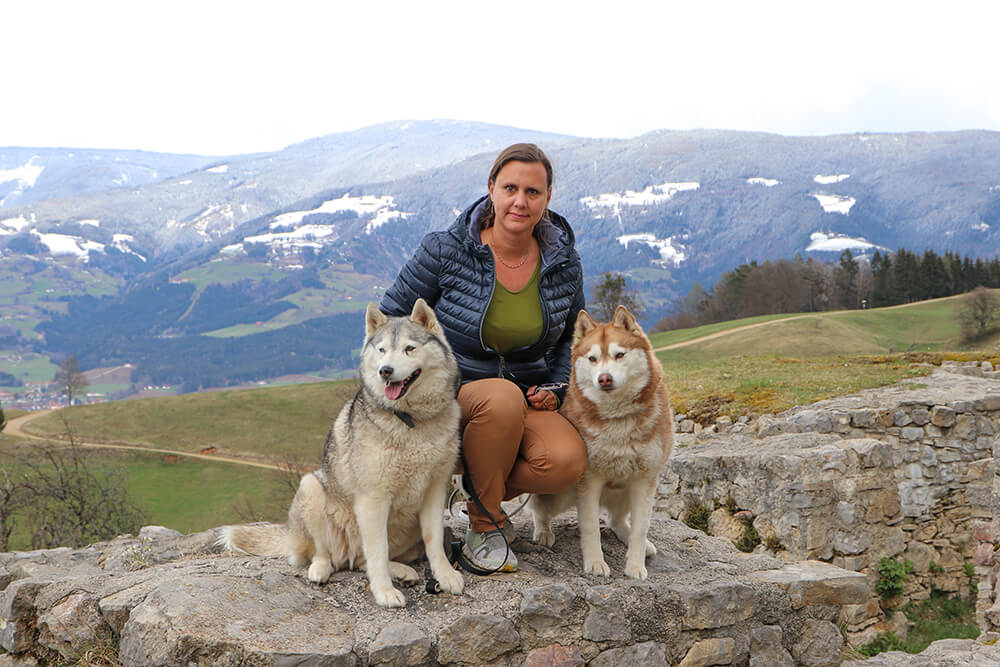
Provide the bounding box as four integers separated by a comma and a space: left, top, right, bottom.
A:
505, 184, 516, 192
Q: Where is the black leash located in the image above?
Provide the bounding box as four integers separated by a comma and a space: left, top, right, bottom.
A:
426, 451, 513, 592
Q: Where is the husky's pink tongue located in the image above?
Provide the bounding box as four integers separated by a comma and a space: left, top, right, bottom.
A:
385, 381, 405, 400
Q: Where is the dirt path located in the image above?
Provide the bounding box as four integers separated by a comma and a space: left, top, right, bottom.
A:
3, 410, 283, 472
652, 315, 814, 352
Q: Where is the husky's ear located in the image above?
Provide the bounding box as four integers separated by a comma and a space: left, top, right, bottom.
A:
365, 303, 389, 339
573, 309, 598, 344
410, 298, 443, 336
612, 305, 644, 338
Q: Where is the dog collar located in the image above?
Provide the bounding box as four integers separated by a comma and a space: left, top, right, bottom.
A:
393, 410, 415, 428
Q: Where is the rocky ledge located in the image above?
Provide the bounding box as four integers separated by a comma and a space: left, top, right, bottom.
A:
0, 515, 877, 666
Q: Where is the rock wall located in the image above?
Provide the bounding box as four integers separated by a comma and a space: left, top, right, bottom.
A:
0, 520, 875, 666
4, 365, 1000, 664
660, 365, 1000, 641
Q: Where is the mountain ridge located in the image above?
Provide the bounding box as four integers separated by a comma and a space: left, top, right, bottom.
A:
2, 121, 999, 392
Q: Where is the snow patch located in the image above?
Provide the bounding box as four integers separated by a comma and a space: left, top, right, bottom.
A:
206, 164, 229, 173
269, 193, 411, 234
0, 157, 44, 189
31, 231, 105, 260
0, 216, 31, 233
747, 177, 780, 187
812, 193, 856, 215
111, 233, 147, 262
581, 182, 699, 216
178, 180, 193, 185
191, 204, 237, 238
113, 173, 129, 186
79, 219, 101, 227
243, 225, 337, 249
617, 233, 686, 268
806, 232, 884, 253
814, 174, 850, 184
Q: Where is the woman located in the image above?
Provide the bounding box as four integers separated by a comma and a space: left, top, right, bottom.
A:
380, 143, 587, 572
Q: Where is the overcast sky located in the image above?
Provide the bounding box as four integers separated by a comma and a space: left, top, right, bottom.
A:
4, 1, 998, 156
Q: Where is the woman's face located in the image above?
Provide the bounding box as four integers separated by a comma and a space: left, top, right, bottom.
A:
488, 160, 552, 236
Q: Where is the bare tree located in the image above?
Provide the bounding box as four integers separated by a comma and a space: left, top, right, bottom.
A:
54, 355, 89, 406
0, 469, 24, 551
957, 286, 1000, 340
4, 417, 146, 549
591, 272, 645, 322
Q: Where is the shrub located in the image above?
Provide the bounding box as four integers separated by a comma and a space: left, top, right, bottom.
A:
876, 557, 914, 600
683, 503, 710, 533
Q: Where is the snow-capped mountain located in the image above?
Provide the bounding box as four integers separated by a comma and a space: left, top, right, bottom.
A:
3, 122, 1000, 390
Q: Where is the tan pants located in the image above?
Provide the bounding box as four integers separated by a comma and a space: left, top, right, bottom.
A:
458, 378, 587, 533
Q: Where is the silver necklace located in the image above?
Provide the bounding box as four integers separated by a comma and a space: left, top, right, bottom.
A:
488, 230, 529, 269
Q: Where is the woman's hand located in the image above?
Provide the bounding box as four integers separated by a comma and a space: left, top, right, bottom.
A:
527, 386, 559, 411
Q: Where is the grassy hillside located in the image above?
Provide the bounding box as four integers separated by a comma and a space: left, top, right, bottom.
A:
24, 379, 358, 461
4, 294, 999, 544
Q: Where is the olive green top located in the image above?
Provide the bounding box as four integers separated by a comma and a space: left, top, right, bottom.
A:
482, 261, 543, 354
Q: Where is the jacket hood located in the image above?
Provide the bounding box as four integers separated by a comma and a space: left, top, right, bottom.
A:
451, 194, 576, 267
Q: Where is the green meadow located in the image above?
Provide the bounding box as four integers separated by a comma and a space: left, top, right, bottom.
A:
3, 293, 998, 547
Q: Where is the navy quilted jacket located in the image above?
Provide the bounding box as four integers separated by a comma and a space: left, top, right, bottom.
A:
380, 195, 585, 402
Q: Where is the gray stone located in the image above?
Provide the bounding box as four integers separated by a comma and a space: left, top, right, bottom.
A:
437, 615, 519, 665
931, 405, 956, 427
792, 619, 843, 667
678, 637, 735, 667
118, 574, 358, 666
520, 584, 578, 637
911, 407, 930, 426
893, 410, 912, 427
590, 641, 668, 667
677, 581, 755, 629
368, 622, 431, 666
750, 625, 794, 667
749, 561, 868, 608
974, 395, 1000, 411
36, 592, 112, 661
583, 586, 630, 643
901, 426, 924, 441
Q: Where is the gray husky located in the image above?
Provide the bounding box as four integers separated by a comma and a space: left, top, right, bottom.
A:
219, 299, 464, 607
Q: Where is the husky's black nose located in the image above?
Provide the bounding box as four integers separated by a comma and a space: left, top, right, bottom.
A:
379, 365, 394, 381
598, 373, 614, 390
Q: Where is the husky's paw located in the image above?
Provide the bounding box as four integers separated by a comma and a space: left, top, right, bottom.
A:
533, 524, 556, 547
583, 558, 611, 577
307, 559, 333, 583
372, 584, 407, 608
644, 539, 657, 558
388, 562, 419, 585
624, 560, 648, 580
435, 566, 464, 595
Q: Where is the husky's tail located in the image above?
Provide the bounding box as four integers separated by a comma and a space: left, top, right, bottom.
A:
217, 523, 289, 556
